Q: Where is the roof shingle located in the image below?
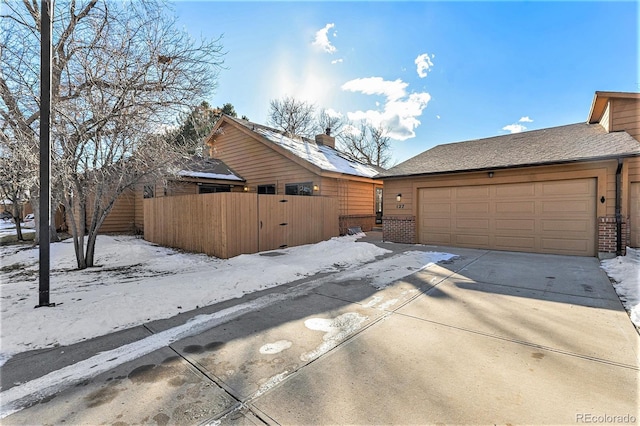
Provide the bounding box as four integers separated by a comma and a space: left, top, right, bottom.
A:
380, 123, 640, 178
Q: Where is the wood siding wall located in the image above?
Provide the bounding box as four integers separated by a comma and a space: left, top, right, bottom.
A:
211, 126, 379, 219
212, 128, 319, 195
71, 188, 138, 234
144, 193, 339, 258
600, 102, 611, 132
611, 98, 640, 140
627, 156, 640, 247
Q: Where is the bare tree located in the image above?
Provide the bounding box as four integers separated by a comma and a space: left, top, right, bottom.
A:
315, 108, 346, 138
0, 126, 36, 240
338, 122, 392, 168
1, 0, 225, 269
268, 96, 316, 137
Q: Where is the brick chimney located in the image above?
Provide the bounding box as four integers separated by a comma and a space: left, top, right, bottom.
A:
315, 127, 335, 149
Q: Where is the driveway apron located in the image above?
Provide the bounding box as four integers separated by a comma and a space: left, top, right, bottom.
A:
1, 239, 638, 425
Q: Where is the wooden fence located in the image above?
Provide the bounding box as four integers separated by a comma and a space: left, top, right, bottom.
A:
143, 193, 339, 258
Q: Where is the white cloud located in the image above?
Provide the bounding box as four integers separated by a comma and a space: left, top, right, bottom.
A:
519, 116, 533, 123
325, 108, 343, 119
313, 23, 337, 54
331, 58, 343, 65
341, 77, 409, 101
502, 123, 527, 134
415, 53, 434, 78
436, 115, 441, 119
342, 77, 431, 140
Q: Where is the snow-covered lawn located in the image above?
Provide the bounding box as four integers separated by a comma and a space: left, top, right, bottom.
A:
0, 220, 35, 239
601, 247, 640, 327
0, 234, 454, 366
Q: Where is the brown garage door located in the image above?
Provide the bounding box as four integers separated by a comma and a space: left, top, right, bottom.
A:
631, 182, 640, 248
419, 179, 596, 256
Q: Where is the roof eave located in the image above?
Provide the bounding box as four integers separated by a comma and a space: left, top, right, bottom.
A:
176, 176, 246, 184
588, 91, 640, 124
380, 153, 640, 180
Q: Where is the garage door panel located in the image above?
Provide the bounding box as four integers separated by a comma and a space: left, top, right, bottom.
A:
425, 203, 451, 215
540, 180, 593, 196
425, 187, 452, 199
542, 219, 589, 232
495, 219, 535, 231
541, 200, 591, 215
495, 183, 535, 197
456, 186, 489, 198
455, 219, 489, 230
456, 202, 489, 214
423, 218, 450, 230
419, 179, 596, 256
541, 238, 589, 253
495, 201, 535, 214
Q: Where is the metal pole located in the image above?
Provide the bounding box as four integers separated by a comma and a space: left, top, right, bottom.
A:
38, 0, 53, 308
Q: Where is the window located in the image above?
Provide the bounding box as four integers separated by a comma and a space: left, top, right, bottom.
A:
199, 185, 231, 194
285, 182, 313, 196
143, 185, 155, 199
375, 187, 383, 224
258, 184, 276, 194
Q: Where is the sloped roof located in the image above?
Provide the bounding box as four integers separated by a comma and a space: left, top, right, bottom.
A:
223, 116, 380, 179
380, 123, 640, 178
177, 156, 244, 181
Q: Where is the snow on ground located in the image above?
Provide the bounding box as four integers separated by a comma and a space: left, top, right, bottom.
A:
0, 234, 393, 362
0, 221, 35, 239
601, 247, 640, 327
1, 234, 455, 365
0, 238, 457, 418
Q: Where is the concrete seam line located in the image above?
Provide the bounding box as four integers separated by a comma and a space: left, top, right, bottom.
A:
164, 342, 244, 404
221, 310, 395, 418
396, 312, 639, 371
0, 251, 415, 419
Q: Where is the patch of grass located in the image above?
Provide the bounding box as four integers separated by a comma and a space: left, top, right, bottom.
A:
0, 262, 29, 273
0, 234, 35, 245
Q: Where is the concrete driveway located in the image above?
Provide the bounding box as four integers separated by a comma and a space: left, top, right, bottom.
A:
2, 235, 638, 425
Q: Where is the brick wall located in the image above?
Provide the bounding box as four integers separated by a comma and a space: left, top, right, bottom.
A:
598, 216, 629, 255
339, 214, 376, 235
382, 215, 416, 244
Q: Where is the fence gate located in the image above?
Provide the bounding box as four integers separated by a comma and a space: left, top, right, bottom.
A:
258, 195, 289, 251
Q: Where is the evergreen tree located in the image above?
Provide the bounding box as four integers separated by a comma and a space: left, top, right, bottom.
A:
170, 102, 238, 154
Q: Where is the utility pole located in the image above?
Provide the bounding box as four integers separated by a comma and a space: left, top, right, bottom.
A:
38, 0, 54, 308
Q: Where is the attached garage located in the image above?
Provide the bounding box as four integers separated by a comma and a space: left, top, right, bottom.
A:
379, 96, 640, 258
418, 179, 596, 256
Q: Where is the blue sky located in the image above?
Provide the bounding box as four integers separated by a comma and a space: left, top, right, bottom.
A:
171, 1, 638, 164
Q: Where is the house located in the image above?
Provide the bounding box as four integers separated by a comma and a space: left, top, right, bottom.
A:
205, 116, 383, 234
378, 91, 640, 257
91, 156, 245, 234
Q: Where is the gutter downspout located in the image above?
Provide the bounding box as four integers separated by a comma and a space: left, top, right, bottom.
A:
615, 158, 623, 256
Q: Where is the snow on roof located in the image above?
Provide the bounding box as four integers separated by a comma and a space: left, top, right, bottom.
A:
253, 127, 379, 178
176, 156, 244, 181
177, 170, 243, 181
